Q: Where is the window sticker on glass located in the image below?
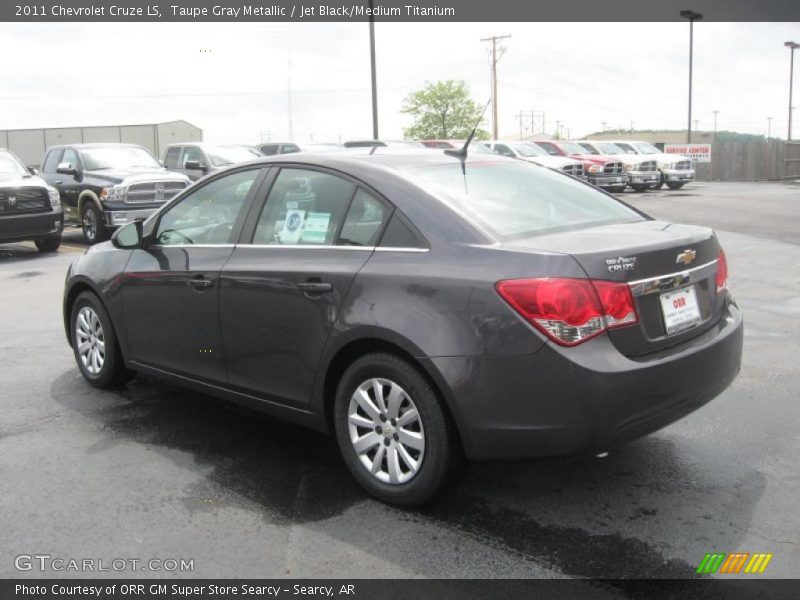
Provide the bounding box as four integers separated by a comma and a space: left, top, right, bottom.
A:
280, 209, 306, 244
301, 212, 331, 244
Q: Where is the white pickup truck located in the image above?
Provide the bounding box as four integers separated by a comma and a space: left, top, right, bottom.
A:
600, 140, 695, 190
575, 140, 661, 192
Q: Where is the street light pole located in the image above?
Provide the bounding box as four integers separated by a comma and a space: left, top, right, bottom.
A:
368, 0, 379, 140
712, 110, 719, 143
680, 10, 703, 144
786, 41, 799, 141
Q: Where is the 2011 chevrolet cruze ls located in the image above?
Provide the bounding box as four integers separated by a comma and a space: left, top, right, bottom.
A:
63, 150, 743, 506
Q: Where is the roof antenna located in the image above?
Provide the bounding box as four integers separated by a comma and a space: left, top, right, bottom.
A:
445, 99, 491, 160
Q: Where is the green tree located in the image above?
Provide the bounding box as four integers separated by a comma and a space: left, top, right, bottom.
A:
401, 80, 489, 141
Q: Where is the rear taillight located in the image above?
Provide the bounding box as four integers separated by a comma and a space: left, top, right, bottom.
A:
495, 278, 638, 346
716, 249, 728, 293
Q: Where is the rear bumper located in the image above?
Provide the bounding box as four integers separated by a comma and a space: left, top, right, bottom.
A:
589, 174, 627, 188
0, 210, 63, 243
429, 301, 743, 460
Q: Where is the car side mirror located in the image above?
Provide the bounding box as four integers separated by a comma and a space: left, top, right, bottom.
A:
56, 162, 80, 177
27, 166, 39, 175
111, 220, 143, 249
184, 160, 208, 172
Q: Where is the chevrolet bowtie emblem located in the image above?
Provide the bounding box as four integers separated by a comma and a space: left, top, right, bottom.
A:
676, 249, 697, 265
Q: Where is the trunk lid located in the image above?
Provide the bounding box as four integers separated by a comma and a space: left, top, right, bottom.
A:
505, 220, 723, 356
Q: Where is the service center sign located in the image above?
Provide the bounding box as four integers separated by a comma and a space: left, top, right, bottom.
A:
664, 144, 711, 163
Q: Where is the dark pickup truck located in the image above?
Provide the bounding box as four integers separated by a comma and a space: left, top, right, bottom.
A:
39, 143, 190, 244
0, 148, 63, 252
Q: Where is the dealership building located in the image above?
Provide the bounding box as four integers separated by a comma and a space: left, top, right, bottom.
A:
0, 119, 202, 167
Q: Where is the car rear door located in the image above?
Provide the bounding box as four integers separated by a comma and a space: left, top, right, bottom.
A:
120, 166, 266, 382
219, 166, 391, 407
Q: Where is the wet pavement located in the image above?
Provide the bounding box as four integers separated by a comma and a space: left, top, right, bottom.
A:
1, 181, 798, 582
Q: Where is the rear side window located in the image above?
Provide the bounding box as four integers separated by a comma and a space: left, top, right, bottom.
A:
42, 150, 62, 173
164, 147, 181, 168
281, 144, 300, 154
406, 161, 643, 239
493, 144, 514, 158
338, 189, 388, 247
259, 144, 279, 156
252, 168, 355, 245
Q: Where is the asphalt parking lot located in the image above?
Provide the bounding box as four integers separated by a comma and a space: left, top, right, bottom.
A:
1, 181, 798, 583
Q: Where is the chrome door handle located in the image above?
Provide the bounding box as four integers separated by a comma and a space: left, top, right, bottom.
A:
188, 277, 213, 289
297, 282, 333, 293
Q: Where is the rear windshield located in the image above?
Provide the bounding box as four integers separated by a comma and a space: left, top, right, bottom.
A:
405, 161, 644, 239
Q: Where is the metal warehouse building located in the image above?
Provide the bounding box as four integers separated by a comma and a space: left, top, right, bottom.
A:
0, 120, 202, 167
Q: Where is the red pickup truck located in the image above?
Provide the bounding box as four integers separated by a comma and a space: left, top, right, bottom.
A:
532, 140, 627, 193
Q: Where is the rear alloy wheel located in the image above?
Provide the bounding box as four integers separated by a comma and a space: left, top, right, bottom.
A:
71, 291, 134, 388
35, 237, 61, 252
653, 174, 666, 190
82, 203, 108, 244
666, 181, 686, 190
334, 353, 462, 506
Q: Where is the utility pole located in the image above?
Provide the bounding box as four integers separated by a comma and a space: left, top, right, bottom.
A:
287, 55, 294, 141
712, 110, 719, 143
680, 10, 703, 143
368, 0, 379, 139
481, 34, 511, 139
767, 116, 773, 139
694, 119, 699, 133
786, 42, 798, 140
602, 121, 607, 132
555, 120, 560, 139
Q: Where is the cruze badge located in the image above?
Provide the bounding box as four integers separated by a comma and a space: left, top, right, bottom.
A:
606, 255, 637, 273
676, 249, 697, 265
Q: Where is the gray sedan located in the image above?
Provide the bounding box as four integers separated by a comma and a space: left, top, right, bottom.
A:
62, 150, 743, 506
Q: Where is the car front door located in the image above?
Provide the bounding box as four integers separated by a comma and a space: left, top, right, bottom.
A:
120, 167, 266, 382
56, 148, 83, 210
219, 166, 391, 407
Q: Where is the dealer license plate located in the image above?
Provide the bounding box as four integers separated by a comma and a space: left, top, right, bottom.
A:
659, 286, 702, 335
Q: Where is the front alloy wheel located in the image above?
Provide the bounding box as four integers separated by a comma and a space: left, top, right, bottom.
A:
348, 378, 425, 485
75, 305, 106, 376
82, 204, 108, 244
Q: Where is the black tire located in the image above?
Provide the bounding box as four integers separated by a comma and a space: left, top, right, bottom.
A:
666, 182, 686, 190
82, 203, 108, 244
70, 291, 135, 388
608, 184, 627, 194
630, 184, 649, 192
653, 174, 665, 190
35, 236, 61, 252
333, 352, 463, 507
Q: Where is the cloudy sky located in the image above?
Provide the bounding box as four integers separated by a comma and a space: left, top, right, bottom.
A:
0, 21, 796, 143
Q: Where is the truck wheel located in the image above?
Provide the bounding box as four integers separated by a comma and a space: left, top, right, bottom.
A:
334, 352, 464, 507
666, 182, 686, 190
35, 237, 61, 252
82, 203, 108, 244
653, 174, 665, 190
630, 184, 649, 192
609, 184, 627, 194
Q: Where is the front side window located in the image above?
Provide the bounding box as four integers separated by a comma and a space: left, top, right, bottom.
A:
280, 144, 300, 154
493, 144, 515, 158
205, 145, 261, 166
259, 145, 279, 156
164, 147, 181, 169
42, 150, 62, 173
514, 143, 548, 158
633, 142, 661, 154
62, 149, 80, 169
615, 143, 638, 154
252, 168, 356, 245
405, 160, 643, 239
155, 169, 258, 246
182, 146, 204, 167
578, 143, 599, 155
557, 142, 588, 156
598, 143, 626, 154
535, 142, 560, 156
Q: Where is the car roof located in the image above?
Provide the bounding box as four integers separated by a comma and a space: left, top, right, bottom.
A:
164, 142, 254, 148
48, 143, 146, 150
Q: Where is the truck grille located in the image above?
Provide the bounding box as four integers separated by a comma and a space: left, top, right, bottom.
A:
603, 162, 624, 174
674, 160, 692, 170
125, 181, 187, 204
561, 164, 585, 178
639, 160, 657, 171
0, 187, 50, 214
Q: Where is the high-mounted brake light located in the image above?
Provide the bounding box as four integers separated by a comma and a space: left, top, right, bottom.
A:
716, 249, 728, 293
495, 277, 638, 346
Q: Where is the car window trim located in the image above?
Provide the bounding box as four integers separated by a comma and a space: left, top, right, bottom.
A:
148, 165, 270, 247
